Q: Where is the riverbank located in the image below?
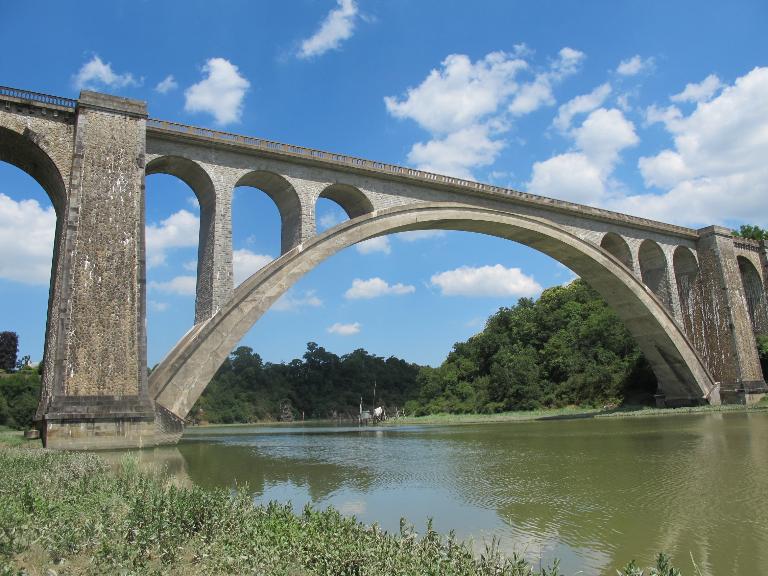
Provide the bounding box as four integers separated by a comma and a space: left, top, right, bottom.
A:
0, 436, 690, 575
381, 401, 768, 427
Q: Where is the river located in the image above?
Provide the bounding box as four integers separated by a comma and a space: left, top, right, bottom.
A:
125, 411, 768, 575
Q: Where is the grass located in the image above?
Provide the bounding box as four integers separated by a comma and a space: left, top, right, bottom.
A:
0, 436, 690, 575
384, 402, 768, 427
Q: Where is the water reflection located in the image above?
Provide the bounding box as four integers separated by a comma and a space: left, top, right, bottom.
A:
126, 414, 767, 575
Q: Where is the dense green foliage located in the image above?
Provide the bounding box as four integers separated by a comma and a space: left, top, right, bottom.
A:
0, 444, 688, 575
192, 343, 421, 423
406, 280, 656, 416
0, 332, 18, 373
0, 369, 40, 429
732, 224, 768, 241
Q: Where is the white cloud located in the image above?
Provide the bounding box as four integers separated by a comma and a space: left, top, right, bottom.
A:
528, 152, 606, 205
0, 194, 55, 285
385, 48, 584, 179
670, 74, 723, 103
356, 236, 391, 254
328, 321, 361, 335
644, 104, 682, 127
430, 264, 541, 297
528, 107, 638, 204
406, 124, 504, 179
298, 0, 358, 59
184, 58, 250, 125
272, 289, 323, 312
146, 209, 199, 268
344, 277, 415, 299
183, 260, 197, 272
148, 275, 196, 296
553, 83, 611, 132
233, 249, 273, 285
385, 52, 526, 134
73, 55, 140, 90
616, 55, 654, 77
508, 47, 585, 116
572, 108, 639, 172
395, 230, 446, 242
614, 67, 768, 226
155, 75, 178, 94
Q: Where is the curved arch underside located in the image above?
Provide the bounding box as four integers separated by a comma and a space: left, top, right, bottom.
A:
150, 203, 717, 421
0, 127, 67, 214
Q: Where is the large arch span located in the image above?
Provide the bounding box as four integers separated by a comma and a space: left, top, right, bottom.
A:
150, 202, 718, 426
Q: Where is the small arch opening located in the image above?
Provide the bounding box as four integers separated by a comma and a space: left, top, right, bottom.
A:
316, 183, 375, 236
738, 256, 768, 334
600, 232, 633, 270
673, 247, 702, 344
236, 171, 302, 255
639, 240, 672, 310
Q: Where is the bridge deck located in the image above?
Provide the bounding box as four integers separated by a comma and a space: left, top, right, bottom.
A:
0, 84, 697, 238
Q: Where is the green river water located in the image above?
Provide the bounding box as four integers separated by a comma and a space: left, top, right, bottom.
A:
126, 411, 768, 575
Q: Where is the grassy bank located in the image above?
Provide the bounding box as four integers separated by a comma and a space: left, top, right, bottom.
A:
0, 438, 690, 575
383, 401, 768, 426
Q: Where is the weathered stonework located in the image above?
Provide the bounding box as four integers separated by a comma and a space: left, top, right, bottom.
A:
0, 85, 765, 448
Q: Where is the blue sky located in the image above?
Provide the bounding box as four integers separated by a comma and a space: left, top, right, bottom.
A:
1, 0, 767, 367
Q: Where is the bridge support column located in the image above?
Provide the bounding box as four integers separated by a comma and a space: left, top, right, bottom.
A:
696, 226, 766, 404
40, 91, 156, 449
195, 176, 233, 322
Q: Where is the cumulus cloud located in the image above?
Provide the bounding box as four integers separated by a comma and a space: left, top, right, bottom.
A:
406, 124, 504, 179
616, 55, 654, 77
613, 67, 768, 225
553, 83, 611, 132
508, 47, 585, 115
273, 289, 323, 312
430, 264, 541, 297
328, 321, 361, 335
146, 210, 199, 268
344, 277, 415, 299
356, 236, 391, 255
73, 55, 140, 90
385, 52, 527, 134
148, 275, 196, 296
0, 194, 55, 285
233, 249, 273, 285
155, 75, 178, 94
385, 48, 584, 179
670, 74, 723, 103
298, 0, 358, 59
528, 107, 638, 204
184, 58, 250, 125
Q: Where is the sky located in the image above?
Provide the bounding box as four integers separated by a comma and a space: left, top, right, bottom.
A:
1, 0, 767, 368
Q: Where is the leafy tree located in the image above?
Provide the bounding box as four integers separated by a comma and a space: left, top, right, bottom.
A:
191, 343, 421, 423
733, 224, 768, 241
0, 370, 40, 428
407, 279, 657, 414
0, 331, 18, 372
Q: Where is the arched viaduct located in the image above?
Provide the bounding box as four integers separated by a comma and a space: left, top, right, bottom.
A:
1, 86, 766, 449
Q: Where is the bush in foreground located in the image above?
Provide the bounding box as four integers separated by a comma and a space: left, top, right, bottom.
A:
0, 446, 684, 575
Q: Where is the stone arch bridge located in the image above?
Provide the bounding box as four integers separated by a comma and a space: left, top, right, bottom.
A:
1, 86, 766, 449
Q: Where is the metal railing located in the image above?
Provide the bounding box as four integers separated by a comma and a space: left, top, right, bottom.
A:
0, 86, 77, 109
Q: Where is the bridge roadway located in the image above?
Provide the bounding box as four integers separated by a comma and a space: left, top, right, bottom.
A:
0, 86, 766, 449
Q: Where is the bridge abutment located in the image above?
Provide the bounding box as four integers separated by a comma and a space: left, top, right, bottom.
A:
40, 92, 157, 449
696, 226, 766, 404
